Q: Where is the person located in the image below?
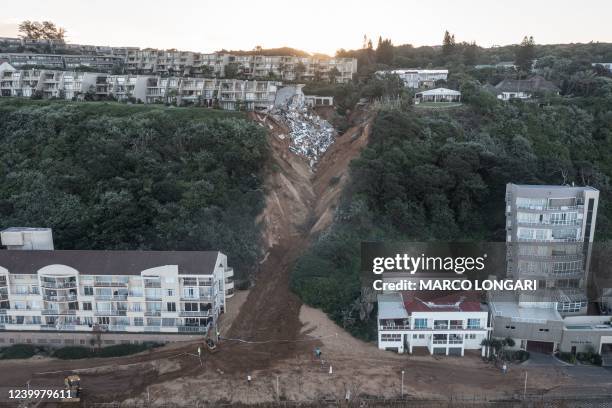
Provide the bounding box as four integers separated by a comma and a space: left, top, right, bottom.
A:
314, 347, 322, 360
502, 363, 507, 374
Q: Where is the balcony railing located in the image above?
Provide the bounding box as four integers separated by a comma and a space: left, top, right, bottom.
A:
43, 294, 78, 302
94, 310, 127, 316
42, 309, 77, 315
40, 281, 77, 289
144, 311, 161, 317
94, 281, 128, 287
178, 326, 208, 333
179, 311, 212, 317
379, 325, 410, 331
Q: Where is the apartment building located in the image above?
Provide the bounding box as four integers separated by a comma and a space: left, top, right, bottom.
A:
377, 291, 489, 356
1, 37, 358, 83
378, 69, 449, 89
0, 53, 124, 72
0, 63, 280, 110
0, 229, 236, 344
505, 184, 599, 315
490, 183, 603, 354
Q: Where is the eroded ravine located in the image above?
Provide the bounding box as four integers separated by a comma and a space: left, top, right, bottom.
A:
226, 107, 374, 368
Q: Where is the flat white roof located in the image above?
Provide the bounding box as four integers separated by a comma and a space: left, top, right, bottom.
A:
490, 302, 562, 322
417, 88, 461, 96
377, 293, 409, 319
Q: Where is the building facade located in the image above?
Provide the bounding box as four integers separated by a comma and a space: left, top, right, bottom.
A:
0, 63, 280, 111
378, 69, 449, 89
505, 184, 599, 315
377, 292, 489, 356
0, 243, 234, 339
1, 39, 357, 84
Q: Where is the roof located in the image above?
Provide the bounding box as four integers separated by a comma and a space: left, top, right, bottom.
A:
490, 301, 562, 322
0, 250, 222, 276
495, 75, 559, 93
377, 293, 409, 319
416, 87, 461, 96
402, 291, 483, 313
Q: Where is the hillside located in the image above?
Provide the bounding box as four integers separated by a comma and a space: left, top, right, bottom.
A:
292, 75, 612, 340
0, 99, 267, 276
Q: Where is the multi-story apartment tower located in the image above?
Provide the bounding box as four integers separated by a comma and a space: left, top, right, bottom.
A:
505, 183, 599, 316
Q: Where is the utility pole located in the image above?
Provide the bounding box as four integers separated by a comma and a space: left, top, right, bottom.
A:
523, 371, 528, 400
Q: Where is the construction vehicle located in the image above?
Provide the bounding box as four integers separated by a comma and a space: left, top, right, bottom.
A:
62, 375, 81, 402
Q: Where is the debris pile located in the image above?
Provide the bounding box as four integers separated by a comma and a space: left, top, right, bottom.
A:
272, 87, 336, 167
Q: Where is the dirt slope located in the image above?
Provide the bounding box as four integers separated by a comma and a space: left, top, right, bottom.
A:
226, 108, 373, 357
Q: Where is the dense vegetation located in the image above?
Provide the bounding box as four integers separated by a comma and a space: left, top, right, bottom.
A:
0, 100, 268, 277
293, 44, 612, 340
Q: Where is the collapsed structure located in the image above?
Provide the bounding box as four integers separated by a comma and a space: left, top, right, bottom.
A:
272, 85, 336, 166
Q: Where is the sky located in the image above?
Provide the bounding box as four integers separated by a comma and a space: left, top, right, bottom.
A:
1, 0, 610, 55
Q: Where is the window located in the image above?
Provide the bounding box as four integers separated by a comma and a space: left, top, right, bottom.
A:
83, 286, 93, 296
467, 319, 481, 329
414, 318, 427, 329
133, 317, 144, 326
184, 302, 198, 312
412, 334, 418, 339
166, 289, 174, 297
418, 334, 425, 339
167, 302, 176, 312
82, 302, 92, 311
381, 334, 401, 342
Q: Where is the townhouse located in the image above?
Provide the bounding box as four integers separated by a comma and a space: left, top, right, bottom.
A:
0, 228, 235, 346
377, 291, 489, 356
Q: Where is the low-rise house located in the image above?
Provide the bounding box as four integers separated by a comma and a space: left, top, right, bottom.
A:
592, 62, 612, 72
378, 69, 448, 89
377, 291, 489, 356
494, 75, 559, 101
415, 88, 461, 104
305, 95, 333, 107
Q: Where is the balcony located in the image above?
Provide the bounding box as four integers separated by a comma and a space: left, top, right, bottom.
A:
379, 323, 410, 331
95, 310, 127, 316
43, 294, 78, 302
41, 309, 77, 315
144, 311, 162, 317
94, 281, 128, 287
179, 311, 212, 317
40, 281, 77, 289
178, 326, 208, 333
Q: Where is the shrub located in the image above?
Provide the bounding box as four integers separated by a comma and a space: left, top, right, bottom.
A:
52, 343, 159, 359
558, 352, 576, 364
0, 344, 40, 359
52, 346, 92, 360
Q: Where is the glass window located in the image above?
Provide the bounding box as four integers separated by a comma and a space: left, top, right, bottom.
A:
467, 319, 481, 329
414, 318, 427, 329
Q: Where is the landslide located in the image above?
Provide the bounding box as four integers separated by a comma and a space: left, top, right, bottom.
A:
225, 106, 374, 364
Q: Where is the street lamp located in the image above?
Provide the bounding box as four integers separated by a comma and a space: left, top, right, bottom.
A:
401, 370, 405, 398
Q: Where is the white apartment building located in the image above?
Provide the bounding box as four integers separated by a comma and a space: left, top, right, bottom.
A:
377, 291, 489, 356
0, 229, 235, 341
378, 69, 449, 89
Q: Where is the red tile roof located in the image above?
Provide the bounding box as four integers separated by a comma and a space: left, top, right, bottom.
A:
402, 291, 482, 313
